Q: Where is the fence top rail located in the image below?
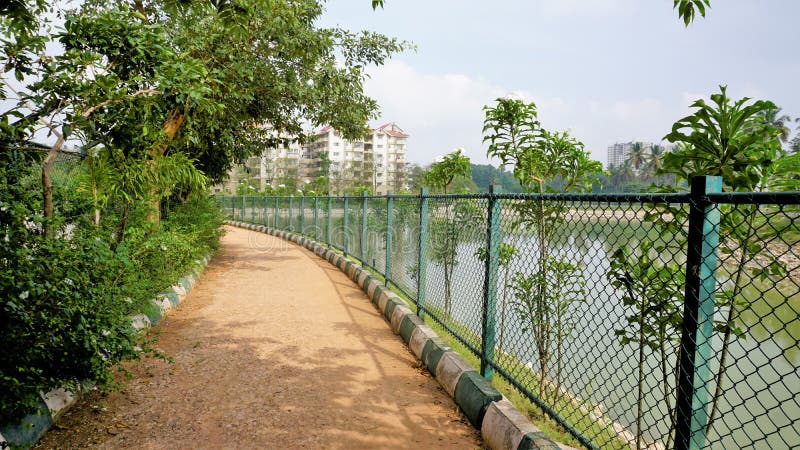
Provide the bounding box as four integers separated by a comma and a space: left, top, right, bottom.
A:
707, 191, 800, 205
222, 190, 800, 205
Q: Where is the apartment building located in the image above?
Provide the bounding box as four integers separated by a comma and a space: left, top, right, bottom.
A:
214, 123, 408, 195
304, 123, 408, 194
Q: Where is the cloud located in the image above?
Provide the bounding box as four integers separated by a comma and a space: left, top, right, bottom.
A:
365, 61, 696, 167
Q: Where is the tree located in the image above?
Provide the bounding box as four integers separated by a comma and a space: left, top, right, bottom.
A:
650, 86, 785, 434
423, 149, 471, 194
484, 97, 603, 402
627, 142, 648, 171
754, 107, 792, 143
645, 144, 666, 183
423, 149, 476, 319
2, 0, 408, 232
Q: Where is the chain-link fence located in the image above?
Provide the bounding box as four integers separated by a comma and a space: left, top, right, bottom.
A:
221, 178, 800, 450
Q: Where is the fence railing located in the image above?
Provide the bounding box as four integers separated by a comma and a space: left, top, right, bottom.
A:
220, 177, 800, 450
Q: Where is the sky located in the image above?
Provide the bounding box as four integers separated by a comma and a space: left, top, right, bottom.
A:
317, 0, 800, 167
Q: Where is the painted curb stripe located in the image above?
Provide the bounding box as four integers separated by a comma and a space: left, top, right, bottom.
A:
436, 351, 477, 397
383, 297, 402, 323
390, 304, 413, 333
399, 314, 424, 345
409, 325, 438, 359
421, 337, 451, 378
454, 371, 503, 428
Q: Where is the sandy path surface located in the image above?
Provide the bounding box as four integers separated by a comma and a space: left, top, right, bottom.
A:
35, 226, 482, 449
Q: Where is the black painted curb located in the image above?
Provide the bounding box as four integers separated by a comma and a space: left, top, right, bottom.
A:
226, 221, 573, 450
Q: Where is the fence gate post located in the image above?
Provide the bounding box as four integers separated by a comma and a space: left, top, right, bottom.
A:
675, 175, 722, 450
327, 195, 332, 246
314, 196, 319, 241
416, 188, 429, 318
385, 192, 394, 284
481, 185, 502, 380
361, 191, 368, 264
343, 193, 349, 257
300, 194, 306, 236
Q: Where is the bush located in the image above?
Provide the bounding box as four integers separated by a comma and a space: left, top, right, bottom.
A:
0, 156, 224, 424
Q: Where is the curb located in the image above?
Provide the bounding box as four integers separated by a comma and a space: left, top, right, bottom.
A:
226, 221, 571, 450
0, 255, 213, 449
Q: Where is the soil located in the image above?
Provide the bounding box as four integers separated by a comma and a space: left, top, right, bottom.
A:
34, 226, 482, 449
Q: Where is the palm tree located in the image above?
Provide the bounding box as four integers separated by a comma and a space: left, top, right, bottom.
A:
645, 144, 666, 183
627, 142, 648, 171
756, 108, 792, 142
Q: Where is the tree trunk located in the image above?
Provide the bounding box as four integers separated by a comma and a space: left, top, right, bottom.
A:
41, 135, 66, 238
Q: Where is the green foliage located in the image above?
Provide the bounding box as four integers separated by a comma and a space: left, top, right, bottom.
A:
470, 163, 523, 193
674, 0, 710, 26
423, 149, 471, 194
662, 86, 782, 191
483, 97, 600, 403
0, 157, 223, 424
508, 257, 585, 403
607, 242, 684, 448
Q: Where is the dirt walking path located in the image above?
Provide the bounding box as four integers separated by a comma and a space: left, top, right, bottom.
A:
35, 226, 482, 449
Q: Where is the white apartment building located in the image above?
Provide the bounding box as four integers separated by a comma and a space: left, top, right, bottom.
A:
213, 126, 307, 194
304, 123, 408, 194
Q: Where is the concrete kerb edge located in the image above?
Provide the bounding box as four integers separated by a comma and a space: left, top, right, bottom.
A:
0, 251, 215, 450
225, 221, 563, 450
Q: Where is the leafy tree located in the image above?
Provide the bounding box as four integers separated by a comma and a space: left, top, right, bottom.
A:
627, 142, 648, 171
608, 86, 787, 443
608, 242, 685, 449
424, 149, 471, 194
754, 107, 792, 143
475, 243, 517, 353
423, 149, 476, 319
484, 97, 602, 402
2, 0, 408, 231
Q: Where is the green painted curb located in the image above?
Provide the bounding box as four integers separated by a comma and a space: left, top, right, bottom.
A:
399, 314, 424, 344
383, 297, 402, 322
163, 292, 180, 308
518, 431, 560, 450
371, 285, 386, 305
454, 371, 503, 429
421, 337, 451, 378
0, 396, 52, 448
360, 274, 374, 291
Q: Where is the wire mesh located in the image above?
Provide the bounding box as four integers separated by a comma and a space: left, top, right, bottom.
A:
223, 191, 800, 450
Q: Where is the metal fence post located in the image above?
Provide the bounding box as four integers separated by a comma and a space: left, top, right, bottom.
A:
300, 194, 306, 236
361, 191, 368, 264
675, 175, 722, 450
326, 195, 332, 246
250, 196, 255, 223
240, 196, 245, 222
481, 185, 502, 380
288, 196, 294, 232
263, 196, 267, 226
416, 188, 429, 318
274, 196, 279, 229
385, 192, 393, 284
343, 193, 349, 257
314, 196, 319, 241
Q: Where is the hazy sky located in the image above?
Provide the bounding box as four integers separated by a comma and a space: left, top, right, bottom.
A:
318, 0, 800, 167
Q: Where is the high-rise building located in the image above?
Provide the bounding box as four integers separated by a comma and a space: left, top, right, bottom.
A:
304, 123, 408, 194
214, 123, 408, 195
